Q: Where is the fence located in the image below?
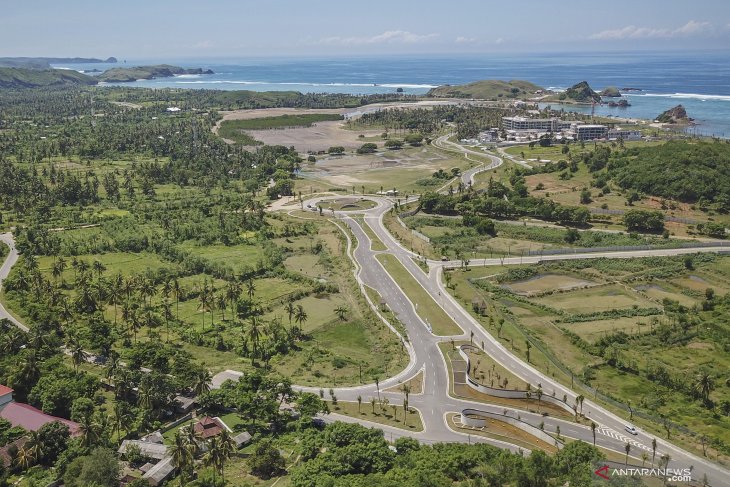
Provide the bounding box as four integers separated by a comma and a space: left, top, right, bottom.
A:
527, 241, 730, 256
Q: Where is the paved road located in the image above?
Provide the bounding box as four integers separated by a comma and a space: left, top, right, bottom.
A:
2, 160, 729, 484
0, 232, 27, 332
300, 186, 730, 484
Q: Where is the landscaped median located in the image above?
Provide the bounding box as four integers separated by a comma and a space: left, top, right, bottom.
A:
327, 400, 424, 432
375, 253, 463, 335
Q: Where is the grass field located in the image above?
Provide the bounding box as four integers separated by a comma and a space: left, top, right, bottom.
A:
376, 253, 462, 336
357, 217, 387, 251
330, 400, 424, 432
447, 254, 730, 462
221, 113, 343, 131
503, 273, 596, 295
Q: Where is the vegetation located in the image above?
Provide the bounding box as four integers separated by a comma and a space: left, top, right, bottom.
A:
0, 68, 96, 88
427, 79, 543, 100
96, 64, 212, 82
219, 113, 343, 131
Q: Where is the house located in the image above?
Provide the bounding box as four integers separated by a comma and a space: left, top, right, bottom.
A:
0, 385, 80, 436
193, 416, 226, 440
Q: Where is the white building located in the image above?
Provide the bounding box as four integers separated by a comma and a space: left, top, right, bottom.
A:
607, 128, 642, 141
572, 124, 608, 141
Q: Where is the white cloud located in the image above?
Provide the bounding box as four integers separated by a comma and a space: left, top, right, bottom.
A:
315, 30, 439, 46
495, 38, 505, 45
455, 36, 477, 44
590, 20, 712, 40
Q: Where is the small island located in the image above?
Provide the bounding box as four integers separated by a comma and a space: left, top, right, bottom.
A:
541, 81, 602, 104
97, 64, 214, 82
656, 104, 693, 125
427, 79, 544, 100
599, 86, 621, 97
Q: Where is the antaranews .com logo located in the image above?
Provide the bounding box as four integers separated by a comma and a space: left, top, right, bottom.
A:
594, 464, 692, 483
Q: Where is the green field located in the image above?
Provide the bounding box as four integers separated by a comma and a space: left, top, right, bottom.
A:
221, 113, 343, 131
448, 254, 730, 462
376, 253, 462, 336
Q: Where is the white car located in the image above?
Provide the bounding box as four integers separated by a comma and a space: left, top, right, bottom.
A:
625, 425, 638, 435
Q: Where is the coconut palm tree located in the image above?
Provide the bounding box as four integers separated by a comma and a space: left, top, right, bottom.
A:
246, 279, 256, 300
107, 276, 123, 327
14, 444, 36, 470
247, 316, 261, 364
294, 305, 308, 330
536, 387, 543, 414
92, 260, 106, 278
216, 293, 227, 322
162, 298, 173, 342
591, 422, 597, 446
285, 301, 295, 325
651, 438, 657, 467
693, 372, 715, 403
193, 369, 212, 397
624, 442, 631, 466
335, 305, 348, 321
67, 334, 88, 373
170, 430, 195, 485
172, 278, 184, 320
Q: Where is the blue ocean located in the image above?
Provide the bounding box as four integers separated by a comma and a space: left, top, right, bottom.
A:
57, 50, 730, 137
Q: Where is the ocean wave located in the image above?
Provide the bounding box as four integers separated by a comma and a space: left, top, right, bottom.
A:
167, 80, 436, 88
174, 74, 202, 78
630, 92, 730, 102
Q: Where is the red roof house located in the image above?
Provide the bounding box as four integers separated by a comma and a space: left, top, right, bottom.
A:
0, 385, 80, 436
192, 416, 226, 439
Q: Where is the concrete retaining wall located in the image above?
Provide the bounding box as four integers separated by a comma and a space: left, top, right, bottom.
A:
458, 345, 574, 414
460, 408, 563, 449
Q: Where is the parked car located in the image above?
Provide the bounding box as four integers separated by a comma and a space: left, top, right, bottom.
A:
625, 425, 638, 435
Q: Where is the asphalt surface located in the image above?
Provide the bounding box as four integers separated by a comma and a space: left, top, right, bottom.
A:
2, 151, 729, 483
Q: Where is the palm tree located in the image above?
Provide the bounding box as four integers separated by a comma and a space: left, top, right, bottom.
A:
172, 278, 184, 321
641, 451, 649, 467
357, 395, 362, 413
246, 279, 256, 300
14, 444, 36, 470
162, 299, 173, 342
536, 387, 543, 414
370, 397, 376, 413
216, 293, 227, 322
139, 278, 156, 307
624, 442, 631, 466
105, 352, 120, 387
651, 438, 657, 467
107, 276, 123, 327
198, 282, 211, 331
170, 430, 194, 486
285, 301, 295, 325
92, 260, 106, 278
193, 369, 212, 397
591, 422, 597, 446
67, 334, 88, 373
576, 394, 585, 416
294, 304, 308, 330
205, 430, 235, 482
693, 372, 715, 403
78, 413, 99, 448
247, 316, 261, 364
335, 305, 348, 321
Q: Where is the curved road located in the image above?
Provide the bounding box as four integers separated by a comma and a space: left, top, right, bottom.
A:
2, 143, 729, 483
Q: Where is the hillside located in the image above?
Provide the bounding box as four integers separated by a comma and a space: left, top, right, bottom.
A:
427, 79, 543, 100
607, 141, 730, 205
0, 67, 98, 88
0, 57, 116, 69
97, 64, 214, 82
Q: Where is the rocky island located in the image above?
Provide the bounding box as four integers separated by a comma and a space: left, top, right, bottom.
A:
427, 79, 544, 100
656, 104, 693, 124
97, 64, 214, 82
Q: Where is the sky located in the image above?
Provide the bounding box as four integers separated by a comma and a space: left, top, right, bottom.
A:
2, 0, 730, 59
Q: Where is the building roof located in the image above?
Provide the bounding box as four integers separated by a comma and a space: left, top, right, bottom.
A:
233, 431, 252, 448
143, 456, 175, 486
193, 416, 225, 439
119, 439, 169, 460
0, 402, 80, 435
0, 385, 13, 397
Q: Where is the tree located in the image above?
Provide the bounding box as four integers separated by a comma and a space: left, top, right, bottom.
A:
536, 387, 543, 414
580, 188, 592, 204
285, 301, 295, 325
169, 430, 195, 485
591, 422, 597, 445
525, 340, 532, 363
248, 439, 284, 479
335, 305, 348, 321
357, 143, 377, 154
327, 146, 345, 155
34, 421, 70, 466
624, 442, 631, 466
357, 395, 362, 413
64, 447, 120, 487
193, 369, 212, 397
294, 305, 308, 330
651, 438, 657, 467
693, 371, 715, 403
